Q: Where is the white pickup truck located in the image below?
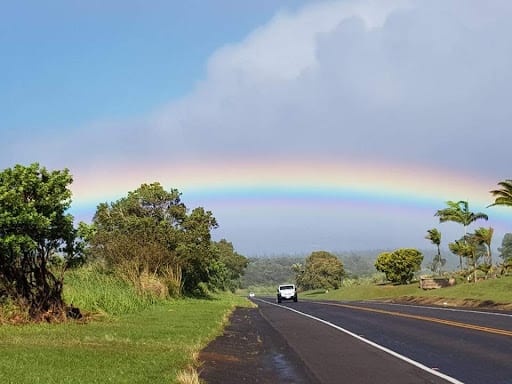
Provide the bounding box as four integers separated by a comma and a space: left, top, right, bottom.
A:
277, 284, 298, 303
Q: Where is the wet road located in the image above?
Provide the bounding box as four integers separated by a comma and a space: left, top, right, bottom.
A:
254, 298, 512, 384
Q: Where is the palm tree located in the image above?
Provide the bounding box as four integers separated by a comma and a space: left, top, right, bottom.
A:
473, 227, 494, 266
425, 228, 444, 275
465, 233, 486, 282
435, 200, 488, 270
449, 238, 478, 282
489, 179, 512, 208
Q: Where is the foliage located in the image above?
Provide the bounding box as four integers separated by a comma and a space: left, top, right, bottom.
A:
472, 227, 494, 266
374, 248, 423, 284
435, 200, 488, 270
435, 200, 489, 229
498, 233, 512, 262
89, 182, 244, 296
425, 228, 445, 275
177, 206, 219, 294
91, 183, 185, 287
241, 256, 305, 287
210, 239, 249, 292
69, 221, 96, 268
0, 163, 76, 320
449, 234, 487, 282
296, 251, 345, 290
337, 252, 378, 276
489, 179, 512, 208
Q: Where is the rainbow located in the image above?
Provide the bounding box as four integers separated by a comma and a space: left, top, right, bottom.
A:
69, 156, 510, 226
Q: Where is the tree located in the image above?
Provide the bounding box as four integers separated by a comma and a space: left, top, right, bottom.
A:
435, 200, 488, 269
489, 179, 512, 208
298, 251, 344, 290
472, 227, 494, 266
0, 164, 75, 320
91, 182, 223, 296
448, 236, 484, 282
374, 248, 423, 284
177, 207, 218, 294
241, 256, 304, 288
425, 228, 445, 275
498, 233, 512, 262
211, 239, 248, 291
92, 183, 184, 287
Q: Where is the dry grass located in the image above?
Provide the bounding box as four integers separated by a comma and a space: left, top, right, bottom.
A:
139, 271, 168, 299
176, 368, 201, 384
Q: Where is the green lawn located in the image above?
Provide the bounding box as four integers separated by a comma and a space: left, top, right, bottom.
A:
0, 295, 250, 384
301, 275, 512, 304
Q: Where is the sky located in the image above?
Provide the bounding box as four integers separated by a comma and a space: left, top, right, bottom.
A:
1, 0, 511, 256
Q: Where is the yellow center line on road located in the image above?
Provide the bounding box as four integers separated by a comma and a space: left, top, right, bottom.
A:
319, 302, 512, 337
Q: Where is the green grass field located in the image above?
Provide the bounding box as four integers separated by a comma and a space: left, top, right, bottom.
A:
0, 296, 250, 384
0, 267, 250, 384
302, 275, 512, 304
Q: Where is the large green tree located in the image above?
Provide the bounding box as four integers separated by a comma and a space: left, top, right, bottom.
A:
489, 179, 512, 208
90, 182, 229, 296
92, 183, 184, 284
375, 248, 423, 284
296, 251, 344, 290
435, 200, 488, 269
0, 164, 75, 319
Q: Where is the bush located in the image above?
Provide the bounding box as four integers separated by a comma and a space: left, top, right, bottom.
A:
375, 248, 423, 284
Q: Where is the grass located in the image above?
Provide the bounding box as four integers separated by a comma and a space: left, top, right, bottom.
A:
301, 275, 512, 305
0, 296, 250, 383
64, 265, 161, 316
0, 266, 251, 384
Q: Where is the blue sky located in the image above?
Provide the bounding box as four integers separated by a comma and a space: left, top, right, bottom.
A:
2, 0, 512, 256
1, 0, 307, 130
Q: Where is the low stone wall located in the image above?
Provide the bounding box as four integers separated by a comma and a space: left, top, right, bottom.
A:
419, 277, 454, 290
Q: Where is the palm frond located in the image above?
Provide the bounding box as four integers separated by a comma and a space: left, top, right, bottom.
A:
489, 179, 512, 207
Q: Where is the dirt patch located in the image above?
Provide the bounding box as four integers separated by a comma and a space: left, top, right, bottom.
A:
198, 307, 319, 384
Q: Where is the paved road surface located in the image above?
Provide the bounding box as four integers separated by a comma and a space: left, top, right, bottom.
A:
254, 298, 512, 384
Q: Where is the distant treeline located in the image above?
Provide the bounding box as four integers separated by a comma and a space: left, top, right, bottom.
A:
241, 249, 445, 288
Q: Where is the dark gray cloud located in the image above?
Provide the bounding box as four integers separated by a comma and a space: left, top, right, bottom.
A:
4, 0, 511, 180
147, 0, 512, 180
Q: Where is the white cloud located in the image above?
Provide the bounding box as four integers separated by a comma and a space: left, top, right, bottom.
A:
206, 0, 408, 83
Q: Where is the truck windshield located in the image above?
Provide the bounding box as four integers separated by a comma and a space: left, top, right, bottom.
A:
280, 285, 294, 290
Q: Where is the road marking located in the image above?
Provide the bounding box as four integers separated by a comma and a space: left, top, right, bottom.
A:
319, 302, 512, 337
257, 299, 464, 384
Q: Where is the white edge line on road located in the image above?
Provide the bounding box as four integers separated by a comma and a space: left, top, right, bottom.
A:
362, 301, 512, 318
256, 298, 464, 384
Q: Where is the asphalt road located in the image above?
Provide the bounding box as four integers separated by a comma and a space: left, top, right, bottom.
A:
253, 298, 512, 384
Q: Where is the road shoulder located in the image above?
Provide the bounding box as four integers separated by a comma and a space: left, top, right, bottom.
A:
199, 306, 320, 384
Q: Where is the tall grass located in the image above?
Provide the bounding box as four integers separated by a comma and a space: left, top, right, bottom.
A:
64, 264, 164, 316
